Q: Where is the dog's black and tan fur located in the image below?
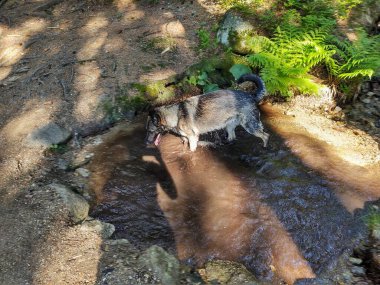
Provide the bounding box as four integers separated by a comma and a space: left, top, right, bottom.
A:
145, 74, 269, 151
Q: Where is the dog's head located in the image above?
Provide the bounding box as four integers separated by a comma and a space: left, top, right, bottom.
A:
145, 110, 165, 146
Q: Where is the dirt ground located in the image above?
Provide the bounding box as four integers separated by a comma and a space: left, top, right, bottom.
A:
0, 1, 379, 285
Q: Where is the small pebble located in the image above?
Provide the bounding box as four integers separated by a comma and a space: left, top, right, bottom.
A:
351, 265, 365, 276
349, 257, 362, 265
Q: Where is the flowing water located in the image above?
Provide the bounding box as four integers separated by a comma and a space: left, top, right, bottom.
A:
89, 105, 380, 284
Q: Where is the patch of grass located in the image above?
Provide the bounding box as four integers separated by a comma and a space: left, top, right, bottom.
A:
140, 36, 177, 53
197, 28, 214, 50
364, 206, 380, 231
49, 144, 68, 154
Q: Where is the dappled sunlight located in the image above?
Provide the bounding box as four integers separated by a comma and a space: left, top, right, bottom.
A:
140, 68, 177, 81
161, 20, 186, 37
74, 62, 104, 123
2, 104, 56, 141
156, 134, 316, 284
114, 0, 134, 11
0, 18, 47, 80
33, 222, 102, 284
77, 31, 108, 60
81, 15, 109, 35
0, 103, 57, 202
293, 110, 379, 166
77, 15, 109, 60
262, 104, 380, 212
104, 35, 126, 53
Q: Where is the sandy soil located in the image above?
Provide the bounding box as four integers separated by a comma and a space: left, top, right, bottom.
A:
0, 1, 379, 285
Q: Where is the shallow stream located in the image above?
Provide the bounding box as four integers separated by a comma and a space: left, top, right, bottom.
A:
89, 105, 380, 284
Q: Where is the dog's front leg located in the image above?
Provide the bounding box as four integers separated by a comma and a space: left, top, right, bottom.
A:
181, 136, 189, 145
188, 135, 199, 152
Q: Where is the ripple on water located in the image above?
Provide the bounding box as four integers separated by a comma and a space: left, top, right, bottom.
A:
89, 118, 371, 284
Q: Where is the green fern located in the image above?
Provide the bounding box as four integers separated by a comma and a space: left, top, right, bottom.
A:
245, 28, 336, 96
333, 30, 380, 80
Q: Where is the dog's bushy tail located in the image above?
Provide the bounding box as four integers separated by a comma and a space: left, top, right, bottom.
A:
237, 74, 266, 103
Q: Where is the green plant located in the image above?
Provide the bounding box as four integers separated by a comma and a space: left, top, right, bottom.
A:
186, 71, 219, 93
49, 144, 67, 154
197, 28, 217, 51
243, 28, 339, 97
333, 30, 380, 80
103, 84, 148, 122
229, 64, 252, 80
327, 30, 380, 99
141, 36, 177, 53
364, 206, 380, 231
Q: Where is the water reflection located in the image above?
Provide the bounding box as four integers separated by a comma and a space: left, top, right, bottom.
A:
89, 113, 369, 284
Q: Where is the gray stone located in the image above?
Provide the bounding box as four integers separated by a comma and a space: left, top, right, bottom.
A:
57, 158, 69, 170
217, 10, 255, 54
80, 219, 115, 239
349, 1, 380, 31
25, 122, 71, 148
360, 97, 371, 104
138, 245, 180, 285
350, 265, 365, 276
76, 167, 91, 178
349, 257, 363, 265
205, 260, 263, 285
49, 183, 89, 224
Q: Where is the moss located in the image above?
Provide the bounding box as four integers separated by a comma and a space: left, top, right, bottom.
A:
145, 81, 176, 102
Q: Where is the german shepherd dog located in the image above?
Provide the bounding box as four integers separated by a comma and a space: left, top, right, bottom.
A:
145, 74, 269, 151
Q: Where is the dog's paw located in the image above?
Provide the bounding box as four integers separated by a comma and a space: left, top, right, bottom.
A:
198, 141, 217, 148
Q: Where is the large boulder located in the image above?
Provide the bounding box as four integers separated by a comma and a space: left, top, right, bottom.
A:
217, 10, 255, 54
348, 1, 380, 32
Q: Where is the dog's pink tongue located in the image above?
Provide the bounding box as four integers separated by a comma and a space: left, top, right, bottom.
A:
154, 133, 161, 146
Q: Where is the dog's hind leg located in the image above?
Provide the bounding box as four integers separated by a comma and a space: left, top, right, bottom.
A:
226, 118, 239, 142
242, 120, 269, 147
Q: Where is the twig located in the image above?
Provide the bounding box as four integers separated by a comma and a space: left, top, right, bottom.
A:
70, 65, 74, 83
59, 79, 69, 97
23, 64, 47, 84
35, 0, 63, 11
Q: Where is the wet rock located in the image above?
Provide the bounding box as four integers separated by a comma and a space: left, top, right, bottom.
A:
68, 153, 93, 171
341, 270, 354, 284
204, 260, 263, 285
25, 122, 71, 148
217, 10, 255, 54
360, 97, 371, 104
294, 278, 330, 285
351, 265, 366, 276
57, 158, 69, 170
75, 167, 91, 178
49, 183, 89, 224
138, 245, 180, 285
80, 219, 115, 239
349, 257, 363, 265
